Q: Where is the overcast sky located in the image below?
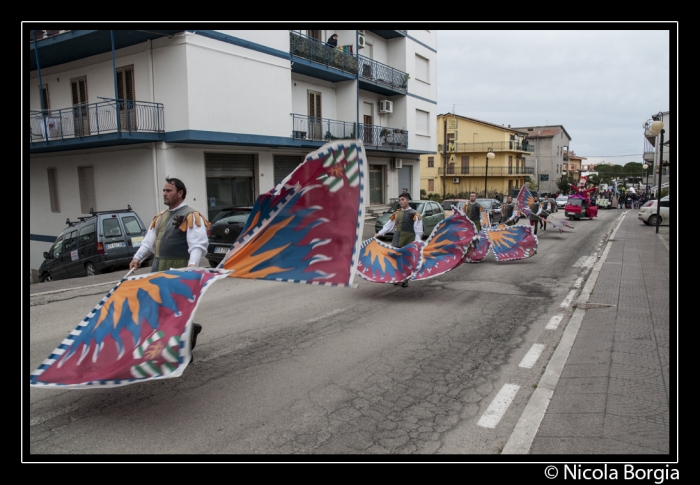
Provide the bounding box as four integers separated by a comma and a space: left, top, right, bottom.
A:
436, 28, 673, 166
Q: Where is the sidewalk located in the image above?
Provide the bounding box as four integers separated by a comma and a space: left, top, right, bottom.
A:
505, 211, 672, 455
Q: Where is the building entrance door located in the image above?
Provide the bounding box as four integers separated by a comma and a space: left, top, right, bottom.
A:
369, 165, 384, 205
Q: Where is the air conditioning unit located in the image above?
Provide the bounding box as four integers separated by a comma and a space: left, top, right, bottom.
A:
358, 34, 366, 48
453, 178, 460, 184
378, 99, 393, 114
392, 158, 403, 169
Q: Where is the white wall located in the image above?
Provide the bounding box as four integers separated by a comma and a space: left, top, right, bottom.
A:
184, 34, 292, 136
29, 146, 156, 271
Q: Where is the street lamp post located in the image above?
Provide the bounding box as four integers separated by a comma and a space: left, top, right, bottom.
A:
484, 147, 495, 197
648, 113, 665, 234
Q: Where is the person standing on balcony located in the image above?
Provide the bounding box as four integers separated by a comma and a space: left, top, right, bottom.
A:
374, 193, 423, 287
326, 33, 338, 49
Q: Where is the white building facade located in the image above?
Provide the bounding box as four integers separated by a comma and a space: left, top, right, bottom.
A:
27, 29, 438, 273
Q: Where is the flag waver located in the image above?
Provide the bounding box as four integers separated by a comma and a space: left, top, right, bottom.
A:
357, 206, 479, 283
30, 141, 367, 390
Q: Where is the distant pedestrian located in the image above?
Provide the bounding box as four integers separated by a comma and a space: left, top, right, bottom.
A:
464, 191, 483, 232
400, 188, 412, 200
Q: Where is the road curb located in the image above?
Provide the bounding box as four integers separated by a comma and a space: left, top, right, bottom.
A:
501, 210, 626, 454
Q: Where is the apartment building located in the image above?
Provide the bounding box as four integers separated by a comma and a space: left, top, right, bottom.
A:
562, 149, 585, 182
421, 114, 533, 198
511, 124, 571, 195
27, 29, 437, 273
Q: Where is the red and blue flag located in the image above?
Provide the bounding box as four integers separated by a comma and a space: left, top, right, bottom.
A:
30, 268, 229, 389
220, 141, 366, 287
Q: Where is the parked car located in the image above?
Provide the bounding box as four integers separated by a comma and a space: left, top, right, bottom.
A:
206, 206, 254, 267
475, 198, 503, 224
38, 207, 150, 282
556, 195, 569, 209
440, 199, 468, 218
638, 195, 669, 226
374, 200, 445, 240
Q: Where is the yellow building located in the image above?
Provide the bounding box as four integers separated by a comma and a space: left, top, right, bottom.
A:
420, 114, 534, 199
563, 149, 585, 182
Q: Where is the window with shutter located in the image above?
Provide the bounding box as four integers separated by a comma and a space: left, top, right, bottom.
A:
47, 168, 59, 212
308, 90, 322, 141
116, 65, 137, 131
71, 76, 89, 137
78, 166, 96, 214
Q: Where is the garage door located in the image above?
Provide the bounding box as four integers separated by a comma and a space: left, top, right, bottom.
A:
205, 153, 255, 177
274, 155, 304, 186
205, 153, 255, 221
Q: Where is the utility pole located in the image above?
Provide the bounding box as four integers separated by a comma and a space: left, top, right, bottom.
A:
443, 117, 447, 200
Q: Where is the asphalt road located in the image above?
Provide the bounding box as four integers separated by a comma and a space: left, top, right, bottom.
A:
27, 209, 624, 457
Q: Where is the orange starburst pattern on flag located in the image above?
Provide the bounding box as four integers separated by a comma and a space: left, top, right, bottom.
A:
144, 341, 164, 360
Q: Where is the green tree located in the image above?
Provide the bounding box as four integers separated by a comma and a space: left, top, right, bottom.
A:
557, 175, 576, 195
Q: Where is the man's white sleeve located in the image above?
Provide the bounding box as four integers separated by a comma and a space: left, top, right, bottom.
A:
413, 217, 423, 241
377, 219, 396, 237
132, 225, 156, 262
186, 220, 209, 266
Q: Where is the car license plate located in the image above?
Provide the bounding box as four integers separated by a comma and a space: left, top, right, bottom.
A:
106, 242, 126, 249
214, 246, 229, 254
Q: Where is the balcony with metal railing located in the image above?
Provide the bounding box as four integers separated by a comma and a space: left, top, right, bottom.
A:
30, 98, 164, 145
291, 114, 357, 142
360, 124, 408, 149
438, 166, 534, 176
358, 56, 408, 96
438, 140, 534, 154
289, 31, 358, 82
291, 114, 407, 149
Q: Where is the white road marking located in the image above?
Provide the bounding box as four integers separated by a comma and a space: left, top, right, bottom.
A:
560, 289, 577, 308
545, 314, 563, 330
572, 276, 584, 289
477, 383, 520, 428
573, 256, 597, 269
305, 308, 345, 324
519, 344, 546, 368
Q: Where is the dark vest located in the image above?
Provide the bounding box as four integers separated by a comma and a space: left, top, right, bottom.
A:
465, 202, 482, 231
151, 205, 196, 271
502, 202, 515, 225
528, 202, 540, 220
391, 208, 418, 247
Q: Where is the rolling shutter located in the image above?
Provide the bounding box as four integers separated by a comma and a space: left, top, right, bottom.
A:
398, 165, 412, 196
205, 153, 255, 177
274, 155, 303, 186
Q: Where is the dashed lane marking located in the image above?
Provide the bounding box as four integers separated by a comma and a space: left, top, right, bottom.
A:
519, 344, 546, 369
477, 383, 520, 429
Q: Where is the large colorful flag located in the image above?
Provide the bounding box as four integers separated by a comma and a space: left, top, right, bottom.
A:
356, 238, 423, 284
516, 185, 573, 232
465, 203, 538, 263
413, 208, 479, 280
219, 141, 366, 287
30, 268, 230, 389
357, 206, 479, 283
31, 141, 367, 389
